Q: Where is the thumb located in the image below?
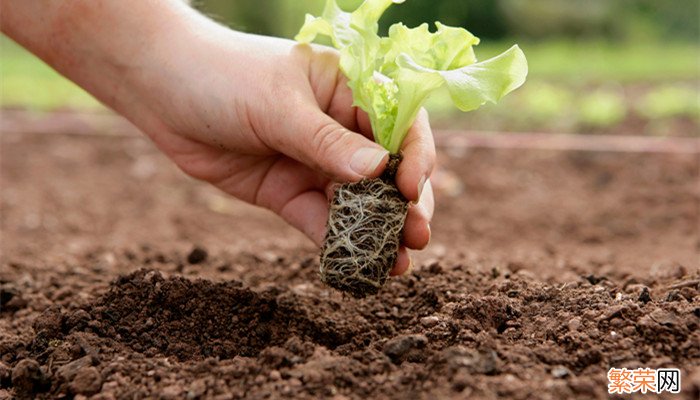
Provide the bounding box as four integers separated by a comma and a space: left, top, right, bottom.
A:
269, 105, 389, 182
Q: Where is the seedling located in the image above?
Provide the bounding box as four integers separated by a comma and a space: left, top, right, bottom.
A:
297, 0, 528, 297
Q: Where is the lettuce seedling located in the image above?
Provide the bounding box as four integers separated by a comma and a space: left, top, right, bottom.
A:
297, 0, 528, 153
297, 0, 528, 298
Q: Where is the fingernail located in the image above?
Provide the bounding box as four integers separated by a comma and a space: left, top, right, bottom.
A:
417, 175, 427, 201
350, 148, 388, 177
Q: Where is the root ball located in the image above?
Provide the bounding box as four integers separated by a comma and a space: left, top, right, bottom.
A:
320, 156, 408, 298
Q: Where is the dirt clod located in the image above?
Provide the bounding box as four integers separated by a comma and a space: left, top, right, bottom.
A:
0, 284, 18, 305
69, 366, 102, 395
11, 359, 49, 397
0, 284, 27, 312
187, 246, 208, 264
443, 346, 501, 375
585, 275, 606, 285
638, 286, 652, 303
65, 310, 92, 332
67, 270, 357, 361
33, 306, 64, 339
0, 361, 11, 387
383, 334, 428, 363
57, 356, 94, 382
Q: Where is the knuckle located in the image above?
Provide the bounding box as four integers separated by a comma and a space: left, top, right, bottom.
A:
311, 122, 351, 161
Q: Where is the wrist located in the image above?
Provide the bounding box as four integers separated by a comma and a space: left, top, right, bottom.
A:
123, 12, 273, 135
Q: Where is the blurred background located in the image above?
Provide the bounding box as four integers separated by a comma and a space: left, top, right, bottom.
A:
1, 0, 698, 136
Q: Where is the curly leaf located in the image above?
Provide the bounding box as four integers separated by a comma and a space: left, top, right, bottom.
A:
296, 0, 528, 153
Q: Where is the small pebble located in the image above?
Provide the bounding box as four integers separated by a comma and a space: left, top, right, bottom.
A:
383, 334, 428, 362
665, 290, 682, 302
551, 366, 572, 379
420, 316, 440, 328
621, 326, 636, 336
161, 385, 183, 400
568, 317, 581, 332
288, 378, 302, 387
269, 370, 281, 381
186, 378, 207, 399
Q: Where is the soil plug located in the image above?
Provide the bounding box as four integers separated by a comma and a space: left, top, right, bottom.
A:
321, 155, 407, 297
296, 0, 528, 297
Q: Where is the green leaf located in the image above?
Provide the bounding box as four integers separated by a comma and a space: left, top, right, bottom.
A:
381, 22, 479, 76
296, 0, 528, 154
386, 45, 527, 152
397, 45, 529, 112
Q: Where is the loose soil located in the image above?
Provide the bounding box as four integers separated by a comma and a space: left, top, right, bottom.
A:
1, 112, 699, 399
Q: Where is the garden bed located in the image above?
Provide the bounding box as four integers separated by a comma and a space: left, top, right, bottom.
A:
1, 113, 698, 399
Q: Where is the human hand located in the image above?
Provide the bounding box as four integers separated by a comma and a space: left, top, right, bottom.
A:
1, 1, 434, 275
126, 21, 435, 275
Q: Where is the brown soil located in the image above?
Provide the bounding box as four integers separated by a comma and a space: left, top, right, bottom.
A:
1, 112, 699, 399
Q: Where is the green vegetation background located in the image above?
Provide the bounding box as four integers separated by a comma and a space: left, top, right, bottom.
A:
1, 0, 698, 134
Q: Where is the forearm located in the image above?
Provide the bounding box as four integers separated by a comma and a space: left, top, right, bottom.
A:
0, 0, 202, 117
